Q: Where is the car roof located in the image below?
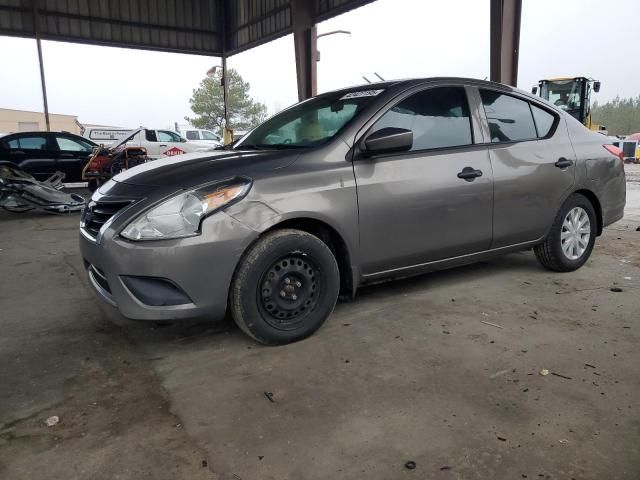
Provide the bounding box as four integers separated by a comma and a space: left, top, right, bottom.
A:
4, 131, 98, 145
320, 77, 534, 100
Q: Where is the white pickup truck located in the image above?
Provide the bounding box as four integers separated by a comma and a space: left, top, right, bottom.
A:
83, 128, 208, 158
180, 128, 223, 148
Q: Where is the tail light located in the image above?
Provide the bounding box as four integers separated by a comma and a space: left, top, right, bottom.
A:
603, 144, 624, 163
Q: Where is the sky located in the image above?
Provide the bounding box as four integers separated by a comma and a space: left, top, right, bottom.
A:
0, 0, 638, 129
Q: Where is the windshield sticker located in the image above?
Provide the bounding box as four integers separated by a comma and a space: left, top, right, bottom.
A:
339, 89, 384, 100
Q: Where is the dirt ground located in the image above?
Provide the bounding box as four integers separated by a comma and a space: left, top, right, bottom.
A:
1, 167, 639, 480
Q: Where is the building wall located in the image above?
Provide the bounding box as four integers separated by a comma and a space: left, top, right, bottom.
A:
0, 108, 81, 135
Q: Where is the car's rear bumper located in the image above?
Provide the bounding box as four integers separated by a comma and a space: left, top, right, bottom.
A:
79, 211, 258, 321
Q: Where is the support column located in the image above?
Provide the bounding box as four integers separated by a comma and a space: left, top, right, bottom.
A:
33, 0, 50, 131
490, 0, 522, 86
291, 0, 317, 101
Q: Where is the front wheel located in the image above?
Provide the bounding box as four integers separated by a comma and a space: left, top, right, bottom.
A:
229, 229, 340, 345
534, 193, 597, 272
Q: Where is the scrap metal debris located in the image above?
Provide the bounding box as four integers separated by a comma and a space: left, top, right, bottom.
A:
404, 461, 417, 470
45, 415, 60, 427
610, 287, 624, 293
490, 369, 510, 379
481, 320, 504, 329
551, 372, 573, 380
263, 391, 275, 403
540, 369, 550, 376
0, 163, 85, 214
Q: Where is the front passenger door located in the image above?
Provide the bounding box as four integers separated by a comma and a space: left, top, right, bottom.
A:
353, 86, 493, 276
157, 130, 189, 156
53, 134, 95, 182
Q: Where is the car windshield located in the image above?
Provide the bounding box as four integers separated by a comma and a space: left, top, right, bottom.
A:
540, 79, 584, 119
235, 89, 384, 149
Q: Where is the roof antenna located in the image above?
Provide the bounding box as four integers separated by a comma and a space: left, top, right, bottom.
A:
374, 72, 385, 81
362, 75, 372, 84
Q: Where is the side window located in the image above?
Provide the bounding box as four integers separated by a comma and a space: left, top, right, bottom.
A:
480, 90, 537, 142
145, 130, 158, 142
56, 136, 94, 152
186, 130, 199, 140
531, 104, 556, 138
158, 130, 182, 142
7, 135, 48, 150
369, 87, 473, 151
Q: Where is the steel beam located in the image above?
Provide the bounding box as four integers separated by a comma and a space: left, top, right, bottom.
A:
490, 0, 522, 86
291, 0, 317, 101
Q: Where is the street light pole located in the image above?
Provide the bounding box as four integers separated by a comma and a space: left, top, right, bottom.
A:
206, 62, 232, 145
221, 57, 231, 145
315, 30, 351, 62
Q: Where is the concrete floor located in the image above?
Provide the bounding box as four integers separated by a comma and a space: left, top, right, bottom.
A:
1, 169, 639, 480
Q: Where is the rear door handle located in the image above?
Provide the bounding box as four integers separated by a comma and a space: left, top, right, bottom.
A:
59, 153, 74, 158
159, 144, 168, 147
555, 157, 573, 168
457, 167, 483, 182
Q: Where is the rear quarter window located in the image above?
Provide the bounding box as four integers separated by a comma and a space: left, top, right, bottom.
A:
530, 104, 557, 138
480, 89, 537, 143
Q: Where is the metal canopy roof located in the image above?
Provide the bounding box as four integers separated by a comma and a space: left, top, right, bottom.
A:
0, 0, 376, 56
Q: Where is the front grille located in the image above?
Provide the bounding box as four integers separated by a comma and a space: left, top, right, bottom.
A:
81, 200, 132, 239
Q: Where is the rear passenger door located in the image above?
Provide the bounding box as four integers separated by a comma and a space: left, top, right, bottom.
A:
353, 86, 494, 275
477, 89, 576, 248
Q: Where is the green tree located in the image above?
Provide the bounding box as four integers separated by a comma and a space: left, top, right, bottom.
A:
185, 68, 268, 133
591, 95, 640, 135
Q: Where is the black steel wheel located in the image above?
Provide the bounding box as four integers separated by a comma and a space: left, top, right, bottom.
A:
258, 254, 322, 330
230, 229, 340, 345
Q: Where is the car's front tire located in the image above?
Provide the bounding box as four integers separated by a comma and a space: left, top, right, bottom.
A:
229, 229, 340, 345
534, 193, 597, 272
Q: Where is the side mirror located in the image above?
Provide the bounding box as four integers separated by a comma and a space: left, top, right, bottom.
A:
531, 86, 538, 95
593, 81, 601, 93
362, 127, 413, 155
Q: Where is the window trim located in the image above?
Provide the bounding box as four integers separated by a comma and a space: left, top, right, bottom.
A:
354, 84, 478, 158
477, 88, 560, 146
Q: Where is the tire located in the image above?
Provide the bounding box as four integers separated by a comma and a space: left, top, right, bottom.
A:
229, 229, 340, 345
534, 193, 597, 272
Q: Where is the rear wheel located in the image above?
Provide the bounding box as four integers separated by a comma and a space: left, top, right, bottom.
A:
230, 229, 340, 345
534, 193, 596, 272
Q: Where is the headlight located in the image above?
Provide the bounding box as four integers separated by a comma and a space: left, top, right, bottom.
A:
120, 179, 251, 241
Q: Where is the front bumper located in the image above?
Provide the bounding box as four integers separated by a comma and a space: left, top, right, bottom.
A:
80, 211, 258, 321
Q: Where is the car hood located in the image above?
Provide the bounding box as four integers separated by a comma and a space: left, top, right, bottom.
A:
111, 149, 299, 188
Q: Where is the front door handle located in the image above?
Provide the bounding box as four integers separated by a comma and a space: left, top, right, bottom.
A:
59, 153, 74, 158
457, 167, 483, 182
159, 144, 168, 147
555, 157, 573, 169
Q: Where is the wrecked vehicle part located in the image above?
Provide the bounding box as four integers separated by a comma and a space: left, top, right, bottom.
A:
82, 129, 151, 192
0, 162, 86, 214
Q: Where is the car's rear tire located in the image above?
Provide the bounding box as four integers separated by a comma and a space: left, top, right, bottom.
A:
534, 193, 597, 272
229, 229, 340, 345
